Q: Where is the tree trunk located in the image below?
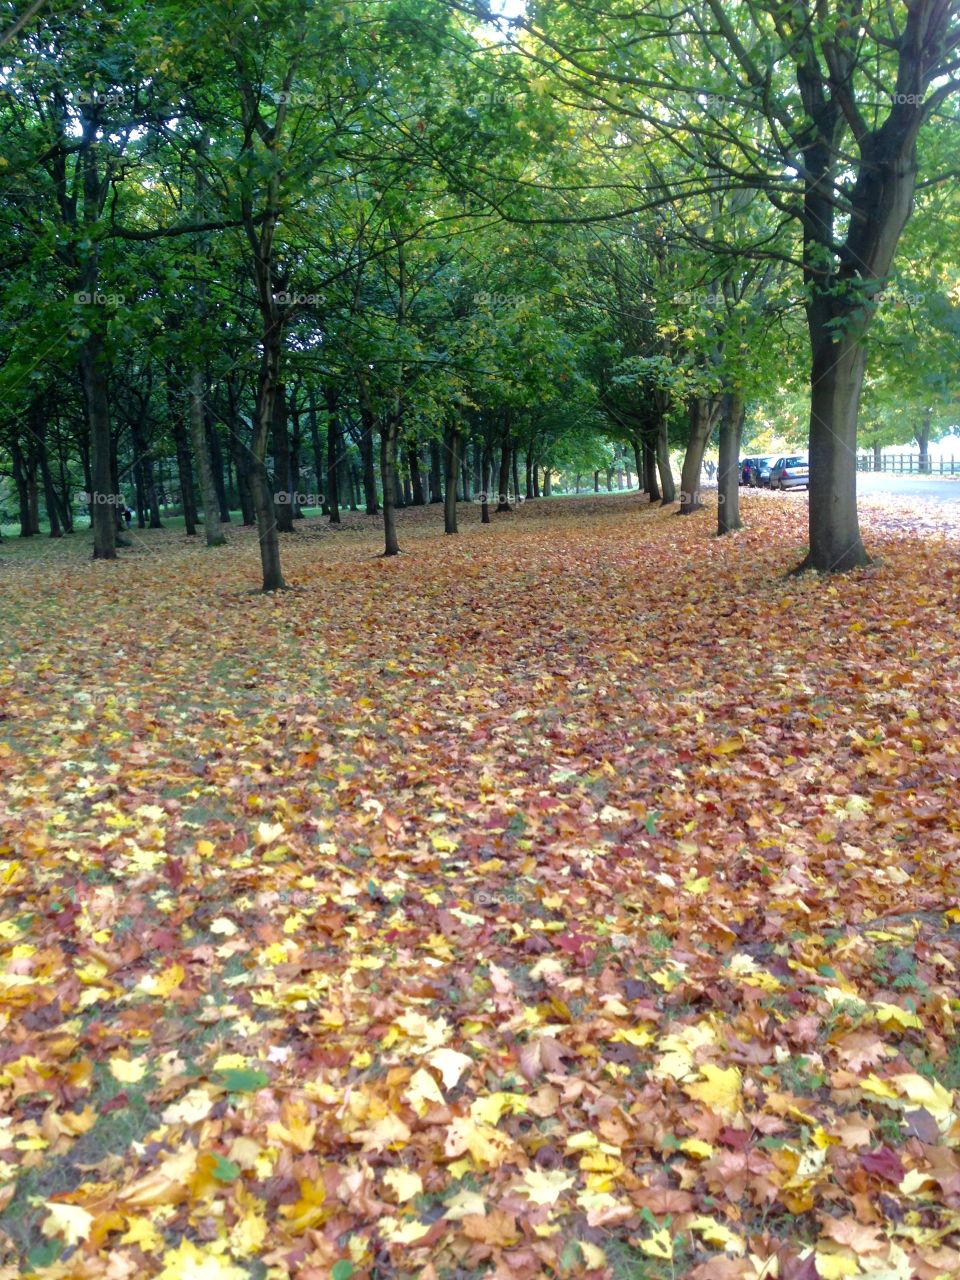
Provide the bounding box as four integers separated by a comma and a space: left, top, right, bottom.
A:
511, 449, 520, 503
443, 421, 460, 534
632, 439, 644, 492
408, 443, 426, 505
189, 369, 227, 546
460, 458, 471, 502
643, 436, 660, 502
800, 325, 869, 572
380, 416, 401, 555
542, 465, 552, 497
655, 417, 676, 505
205, 411, 231, 523
717, 390, 745, 535
357, 395, 379, 514
169, 368, 198, 535
917, 411, 931, 474
80, 333, 116, 558
272, 384, 295, 532
429, 439, 443, 503
480, 442, 492, 524
678, 396, 717, 515
289, 390, 304, 518
496, 439, 512, 512
525, 449, 534, 498
592, 469, 599, 493
325, 387, 341, 524
575, 473, 581, 493
873, 441, 882, 471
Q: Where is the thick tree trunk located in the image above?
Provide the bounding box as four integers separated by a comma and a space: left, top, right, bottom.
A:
189, 369, 227, 546
428, 439, 443, 503
480, 442, 492, 524
873, 442, 882, 471
593, 470, 599, 493
408, 443, 425, 505
632, 439, 644, 492
272, 385, 295, 532
205, 413, 231, 523
80, 335, 116, 558
917, 412, 931, 474
325, 388, 341, 524
717, 390, 745, 536
800, 326, 869, 572
380, 417, 401, 555
532, 459, 540, 497
511, 450, 520, 504
460, 459, 470, 502
643, 436, 660, 502
169, 369, 198, 535
496, 440, 512, 512
655, 417, 676, 505
678, 396, 717, 515
542, 465, 552, 497
443, 422, 460, 534
525, 449, 533, 499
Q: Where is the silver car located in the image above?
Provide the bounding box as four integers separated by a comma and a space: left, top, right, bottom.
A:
769, 455, 809, 490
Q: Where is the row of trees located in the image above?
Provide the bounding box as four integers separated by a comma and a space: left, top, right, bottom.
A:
1, 0, 957, 586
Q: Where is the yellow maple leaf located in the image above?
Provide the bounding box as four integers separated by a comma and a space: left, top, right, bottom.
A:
638, 1228, 674, 1260
380, 1216, 431, 1243
873, 1003, 923, 1031
384, 1168, 423, 1203
683, 1064, 742, 1118
680, 1138, 714, 1159
520, 1168, 575, 1205
156, 1238, 247, 1279
406, 1067, 445, 1114
42, 1203, 93, 1247
109, 1055, 147, 1084
689, 1215, 746, 1254
426, 1047, 473, 1089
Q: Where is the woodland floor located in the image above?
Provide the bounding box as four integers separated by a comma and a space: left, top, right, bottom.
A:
1, 492, 960, 1280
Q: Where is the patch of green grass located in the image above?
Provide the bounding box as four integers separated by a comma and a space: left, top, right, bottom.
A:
775, 1055, 827, 1096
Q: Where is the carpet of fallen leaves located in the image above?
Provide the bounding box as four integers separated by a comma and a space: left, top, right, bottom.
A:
2, 492, 960, 1280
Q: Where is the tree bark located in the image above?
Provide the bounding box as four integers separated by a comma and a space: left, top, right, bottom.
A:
169, 366, 198, 534
429, 439, 443, 503
271, 384, 295, 532
408, 442, 425, 505
643, 435, 660, 502
325, 387, 341, 524
717, 390, 745, 535
655, 418, 676, 505
678, 396, 718, 515
443, 421, 460, 534
380, 416, 401, 555
496, 437, 512, 511
189, 369, 227, 546
480, 442, 492, 524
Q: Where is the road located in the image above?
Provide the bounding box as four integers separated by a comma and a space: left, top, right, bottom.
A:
855, 472, 960, 503
741, 473, 960, 503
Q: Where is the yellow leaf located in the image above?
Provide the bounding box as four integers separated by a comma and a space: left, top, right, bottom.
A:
196, 839, 215, 856
256, 821, 285, 845
109, 1055, 147, 1084
566, 1131, 599, 1151
683, 1064, 742, 1118
680, 1139, 715, 1159
157, 1238, 248, 1279
874, 1003, 922, 1031
579, 1241, 607, 1268
384, 1168, 423, 1203
213, 1053, 247, 1071
121, 1215, 165, 1251
210, 917, 238, 936
638, 1228, 674, 1260
891, 1073, 953, 1116
426, 1047, 473, 1089
520, 1167, 575, 1205
279, 1179, 327, 1233
380, 1216, 431, 1243
406, 1067, 445, 1114
683, 876, 711, 895
42, 1203, 93, 1247
689, 1215, 746, 1254
162, 1087, 214, 1125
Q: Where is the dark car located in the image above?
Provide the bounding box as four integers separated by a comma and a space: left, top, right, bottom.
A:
746, 456, 773, 487
769, 454, 809, 490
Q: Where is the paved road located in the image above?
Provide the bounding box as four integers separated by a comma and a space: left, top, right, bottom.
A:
855, 472, 960, 503
743, 473, 960, 503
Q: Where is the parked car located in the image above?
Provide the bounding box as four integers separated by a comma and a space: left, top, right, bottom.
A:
747, 456, 774, 487
740, 458, 753, 485
769, 455, 809, 490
